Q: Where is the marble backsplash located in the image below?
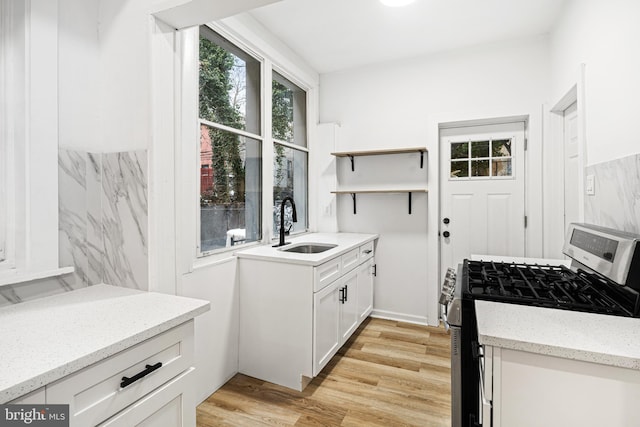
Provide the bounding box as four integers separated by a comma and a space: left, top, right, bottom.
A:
585, 153, 640, 234
59, 149, 148, 290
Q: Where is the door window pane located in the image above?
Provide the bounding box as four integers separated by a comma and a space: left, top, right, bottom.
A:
200, 125, 262, 252
273, 144, 307, 235
450, 160, 469, 178
471, 141, 489, 158
492, 139, 512, 157
273, 72, 307, 147
492, 159, 512, 176
451, 142, 468, 159
471, 160, 490, 177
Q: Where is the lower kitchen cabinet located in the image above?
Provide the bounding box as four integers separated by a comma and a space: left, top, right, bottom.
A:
484, 346, 640, 427
239, 239, 376, 391
357, 259, 374, 322
5, 321, 198, 427
312, 268, 360, 376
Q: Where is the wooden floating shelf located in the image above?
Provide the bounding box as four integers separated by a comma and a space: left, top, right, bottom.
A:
330, 147, 427, 157
331, 147, 428, 171
331, 188, 428, 194
331, 188, 428, 214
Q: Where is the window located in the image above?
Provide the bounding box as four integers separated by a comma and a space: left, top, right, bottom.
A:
198, 26, 262, 254
272, 72, 308, 235
450, 139, 513, 179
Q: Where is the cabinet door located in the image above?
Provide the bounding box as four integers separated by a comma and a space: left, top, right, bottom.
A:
313, 279, 341, 376
99, 368, 195, 427
339, 269, 359, 343
357, 259, 374, 321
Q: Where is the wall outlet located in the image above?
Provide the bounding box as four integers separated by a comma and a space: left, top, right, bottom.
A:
586, 174, 595, 195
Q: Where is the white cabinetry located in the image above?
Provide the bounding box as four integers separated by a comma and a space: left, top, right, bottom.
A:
484, 345, 640, 427
9, 322, 196, 427
239, 239, 376, 391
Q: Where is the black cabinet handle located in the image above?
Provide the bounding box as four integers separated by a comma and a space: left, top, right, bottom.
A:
120, 362, 163, 389
363, 249, 372, 254
344, 285, 348, 301
443, 231, 450, 238
339, 287, 345, 304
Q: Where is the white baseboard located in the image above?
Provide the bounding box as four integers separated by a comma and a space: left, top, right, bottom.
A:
370, 309, 431, 326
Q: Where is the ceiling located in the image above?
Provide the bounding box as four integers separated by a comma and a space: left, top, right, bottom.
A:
249, 0, 567, 74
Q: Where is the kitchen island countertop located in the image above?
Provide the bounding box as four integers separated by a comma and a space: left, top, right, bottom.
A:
475, 300, 640, 370
0, 284, 209, 403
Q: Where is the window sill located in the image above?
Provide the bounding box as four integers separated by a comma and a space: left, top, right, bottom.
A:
0, 267, 75, 288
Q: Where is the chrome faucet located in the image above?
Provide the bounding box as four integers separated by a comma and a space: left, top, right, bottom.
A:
277, 196, 297, 247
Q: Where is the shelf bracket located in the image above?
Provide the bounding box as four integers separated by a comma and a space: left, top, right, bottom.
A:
420, 150, 424, 169
351, 193, 357, 214
408, 192, 412, 214
348, 155, 355, 172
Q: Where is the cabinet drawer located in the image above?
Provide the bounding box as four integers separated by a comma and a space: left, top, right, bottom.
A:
47, 321, 194, 427
314, 257, 342, 292
9, 387, 45, 404
98, 367, 195, 427
341, 248, 360, 274
359, 241, 374, 262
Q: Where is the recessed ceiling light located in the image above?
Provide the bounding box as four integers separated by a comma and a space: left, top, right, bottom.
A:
380, 0, 416, 7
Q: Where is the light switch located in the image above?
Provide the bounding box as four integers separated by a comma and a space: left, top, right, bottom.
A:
586, 174, 595, 195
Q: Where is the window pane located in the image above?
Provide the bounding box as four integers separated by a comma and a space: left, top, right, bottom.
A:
451, 142, 468, 159
199, 26, 261, 135
492, 159, 512, 176
274, 144, 308, 234
451, 160, 469, 178
471, 141, 489, 158
471, 160, 490, 177
492, 139, 512, 157
200, 125, 262, 252
272, 72, 307, 147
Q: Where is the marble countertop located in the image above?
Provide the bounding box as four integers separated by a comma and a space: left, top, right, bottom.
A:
235, 232, 378, 266
475, 300, 640, 370
0, 285, 210, 403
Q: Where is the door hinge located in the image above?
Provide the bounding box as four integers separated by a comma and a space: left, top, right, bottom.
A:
524, 138, 528, 151
524, 215, 528, 228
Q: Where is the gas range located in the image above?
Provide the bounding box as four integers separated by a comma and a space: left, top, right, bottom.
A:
464, 260, 640, 317
441, 223, 640, 427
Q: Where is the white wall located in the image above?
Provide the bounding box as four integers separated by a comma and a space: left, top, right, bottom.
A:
551, 0, 640, 165
58, 0, 99, 151
320, 36, 551, 325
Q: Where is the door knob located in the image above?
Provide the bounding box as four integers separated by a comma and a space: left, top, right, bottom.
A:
443, 218, 450, 224
443, 231, 450, 238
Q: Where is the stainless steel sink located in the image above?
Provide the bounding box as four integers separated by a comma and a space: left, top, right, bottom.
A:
280, 243, 337, 254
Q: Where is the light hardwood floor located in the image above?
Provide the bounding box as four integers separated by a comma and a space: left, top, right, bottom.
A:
196, 317, 452, 427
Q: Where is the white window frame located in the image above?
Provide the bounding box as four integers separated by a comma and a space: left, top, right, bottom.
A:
271, 69, 310, 238
171, 19, 319, 274
196, 24, 265, 257
449, 137, 516, 181
0, 0, 70, 284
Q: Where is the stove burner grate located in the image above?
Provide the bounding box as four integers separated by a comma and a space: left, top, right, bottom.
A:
464, 260, 640, 317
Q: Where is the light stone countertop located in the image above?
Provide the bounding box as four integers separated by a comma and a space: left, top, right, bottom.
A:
234, 232, 379, 266
0, 284, 210, 403
475, 300, 640, 369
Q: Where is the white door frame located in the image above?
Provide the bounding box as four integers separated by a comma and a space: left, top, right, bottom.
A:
545, 64, 587, 258
425, 113, 532, 326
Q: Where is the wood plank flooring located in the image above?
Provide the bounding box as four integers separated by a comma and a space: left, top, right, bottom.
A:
196, 317, 451, 427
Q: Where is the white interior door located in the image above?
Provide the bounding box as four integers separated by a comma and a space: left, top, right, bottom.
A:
440, 122, 526, 276
563, 102, 579, 232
